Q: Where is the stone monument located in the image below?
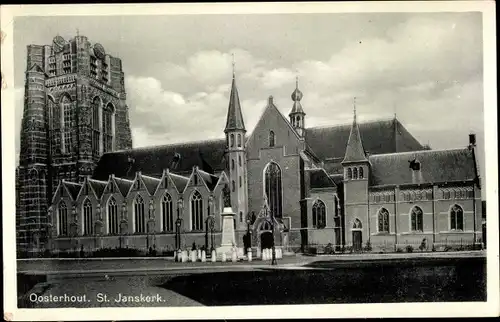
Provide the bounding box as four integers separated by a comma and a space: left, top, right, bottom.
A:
216, 184, 237, 257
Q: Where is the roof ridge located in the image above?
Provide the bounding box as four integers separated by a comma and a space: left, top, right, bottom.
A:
88, 178, 108, 184
140, 173, 161, 181
114, 177, 134, 183
112, 137, 227, 154
369, 147, 469, 158
306, 117, 396, 131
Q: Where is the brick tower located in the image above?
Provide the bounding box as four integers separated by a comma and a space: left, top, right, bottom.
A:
16, 33, 133, 255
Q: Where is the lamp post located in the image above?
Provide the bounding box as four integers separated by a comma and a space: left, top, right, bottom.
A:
71, 204, 77, 252
206, 195, 214, 251
120, 202, 126, 249
176, 198, 184, 250
246, 214, 252, 254
270, 213, 277, 266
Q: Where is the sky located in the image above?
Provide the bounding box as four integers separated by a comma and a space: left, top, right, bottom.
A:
13, 12, 485, 186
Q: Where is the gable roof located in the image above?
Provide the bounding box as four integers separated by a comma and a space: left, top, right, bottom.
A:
88, 178, 107, 199
92, 138, 227, 180
140, 174, 161, 195
305, 118, 423, 164
308, 168, 337, 189
113, 177, 134, 197
197, 168, 219, 191
169, 172, 190, 193
62, 181, 82, 200
369, 147, 478, 186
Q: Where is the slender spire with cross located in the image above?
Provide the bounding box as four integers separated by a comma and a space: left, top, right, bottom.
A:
232, 53, 235, 79
76, 28, 79, 37
353, 96, 357, 123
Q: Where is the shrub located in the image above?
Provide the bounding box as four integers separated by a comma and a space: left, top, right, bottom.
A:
444, 245, 452, 252
405, 245, 414, 253
396, 247, 404, 253
419, 238, 427, 251
432, 244, 436, 252
364, 240, 373, 252
324, 243, 334, 254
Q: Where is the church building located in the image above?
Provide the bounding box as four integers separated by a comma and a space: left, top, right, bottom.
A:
33, 35, 482, 255
47, 71, 483, 254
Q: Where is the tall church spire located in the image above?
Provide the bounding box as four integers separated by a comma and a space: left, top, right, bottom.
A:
342, 97, 367, 164
224, 56, 245, 133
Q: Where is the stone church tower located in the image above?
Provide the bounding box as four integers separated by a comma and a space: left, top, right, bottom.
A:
223, 69, 248, 230
16, 34, 133, 253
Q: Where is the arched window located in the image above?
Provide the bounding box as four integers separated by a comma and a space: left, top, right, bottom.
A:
312, 200, 326, 229
353, 167, 358, 179
264, 162, 282, 218
107, 197, 119, 234
269, 131, 275, 147
102, 103, 113, 152
239, 211, 243, 222
410, 206, 423, 232
239, 176, 242, 187
378, 208, 390, 233
297, 115, 301, 123
134, 195, 145, 233
58, 201, 68, 236
353, 218, 362, 229
238, 155, 242, 167
261, 221, 272, 231
232, 180, 235, 192
347, 168, 352, 179
359, 167, 364, 179
237, 134, 242, 147
61, 96, 72, 153
83, 199, 93, 236
91, 97, 101, 155
450, 204, 464, 230
230, 134, 235, 147
162, 193, 174, 232
231, 159, 235, 170
191, 191, 203, 231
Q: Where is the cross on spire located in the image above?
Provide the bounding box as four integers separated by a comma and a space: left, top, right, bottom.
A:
353, 96, 357, 122
232, 53, 235, 79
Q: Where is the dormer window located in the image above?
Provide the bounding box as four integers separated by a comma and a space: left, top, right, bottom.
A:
269, 131, 275, 147
409, 159, 421, 171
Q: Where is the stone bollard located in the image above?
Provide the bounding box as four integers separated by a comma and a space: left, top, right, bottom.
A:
211, 250, 217, 263
201, 250, 206, 262
257, 247, 261, 259
221, 252, 227, 262
232, 249, 237, 262
247, 248, 252, 262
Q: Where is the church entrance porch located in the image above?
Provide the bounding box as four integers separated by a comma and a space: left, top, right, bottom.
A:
352, 231, 362, 252
260, 231, 274, 250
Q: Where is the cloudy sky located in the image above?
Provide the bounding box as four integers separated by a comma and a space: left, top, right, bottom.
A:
13, 12, 485, 183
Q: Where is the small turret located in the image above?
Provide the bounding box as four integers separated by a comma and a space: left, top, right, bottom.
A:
289, 76, 306, 137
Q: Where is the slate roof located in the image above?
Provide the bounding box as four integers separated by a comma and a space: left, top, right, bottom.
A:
224, 77, 246, 132
63, 181, 82, 200
329, 173, 344, 186
93, 138, 227, 180
304, 118, 423, 163
342, 113, 368, 164
369, 148, 478, 186
88, 179, 107, 199
308, 168, 337, 189
114, 177, 134, 197
197, 169, 219, 191
140, 174, 161, 195
169, 172, 190, 192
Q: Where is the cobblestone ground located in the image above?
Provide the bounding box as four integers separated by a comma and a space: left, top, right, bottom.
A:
30, 275, 201, 308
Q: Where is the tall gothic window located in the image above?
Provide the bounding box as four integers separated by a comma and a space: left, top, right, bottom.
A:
312, 200, 326, 229
264, 162, 282, 218
231, 159, 235, 170
102, 103, 113, 152
107, 197, 119, 234
191, 191, 203, 231
378, 208, 390, 233
91, 97, 101, 156
134, 195, 145, 233
83, 199, 93, 235
61, 96, 72, 153
269, 131, 275, 147
359, 167, 364, 179
410, 206, 423, 232
58, 201, 68, 236
162, 193, 174, 232
450, 204, 464, 231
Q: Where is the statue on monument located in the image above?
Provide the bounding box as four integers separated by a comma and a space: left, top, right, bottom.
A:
222, 184, 231, 208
